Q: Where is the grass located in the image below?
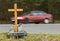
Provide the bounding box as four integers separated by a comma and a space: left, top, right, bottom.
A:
0, 33, 60, 41
22, 34, 60, 41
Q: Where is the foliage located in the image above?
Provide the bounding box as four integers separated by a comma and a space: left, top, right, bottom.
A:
0, 0, 60, 23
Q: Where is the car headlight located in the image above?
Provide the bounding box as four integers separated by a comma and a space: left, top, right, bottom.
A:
17, 17, 23, 19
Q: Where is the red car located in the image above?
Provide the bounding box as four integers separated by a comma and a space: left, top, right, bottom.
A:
11, 11, 53, 24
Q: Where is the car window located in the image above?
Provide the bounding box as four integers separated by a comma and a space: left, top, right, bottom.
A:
39, 12, 46, 15
31, 11, 46, 16
31, 11, 40, 16
32, 13, 39, 16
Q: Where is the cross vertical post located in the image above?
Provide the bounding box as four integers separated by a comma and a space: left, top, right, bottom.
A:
8, 3, 23, 32
14, 3, 18, 32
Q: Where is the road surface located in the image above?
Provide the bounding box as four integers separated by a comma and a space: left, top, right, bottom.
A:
0, 24, 60, 34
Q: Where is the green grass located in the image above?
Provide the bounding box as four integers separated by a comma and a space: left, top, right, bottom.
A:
0, 33, 60, 41
22, 34, 60, 41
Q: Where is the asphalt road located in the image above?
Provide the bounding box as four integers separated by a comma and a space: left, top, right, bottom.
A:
0, 24, 60, 34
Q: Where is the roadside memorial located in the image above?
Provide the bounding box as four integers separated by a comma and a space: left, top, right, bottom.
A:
7, 3, 27, 38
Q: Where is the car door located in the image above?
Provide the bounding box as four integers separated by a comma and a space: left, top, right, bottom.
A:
28, 14, 37, 22
36, 12, 46, 21
29, 11, 42, 22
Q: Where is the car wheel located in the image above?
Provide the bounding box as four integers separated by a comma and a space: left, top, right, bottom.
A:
35, 22, 40, 24
44, 19, 49, 24
24, 18, 29, 24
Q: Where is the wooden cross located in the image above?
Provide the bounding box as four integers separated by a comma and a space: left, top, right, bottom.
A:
8, 3, 23, 32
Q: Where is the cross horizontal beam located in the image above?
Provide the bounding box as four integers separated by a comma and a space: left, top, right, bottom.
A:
8, 9, 23, 12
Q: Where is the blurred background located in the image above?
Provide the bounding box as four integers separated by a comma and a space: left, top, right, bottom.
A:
0, 0, 60, 24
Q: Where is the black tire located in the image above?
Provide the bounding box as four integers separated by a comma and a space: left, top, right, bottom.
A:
35, 22, 40, 24
24, 18, 29, 24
